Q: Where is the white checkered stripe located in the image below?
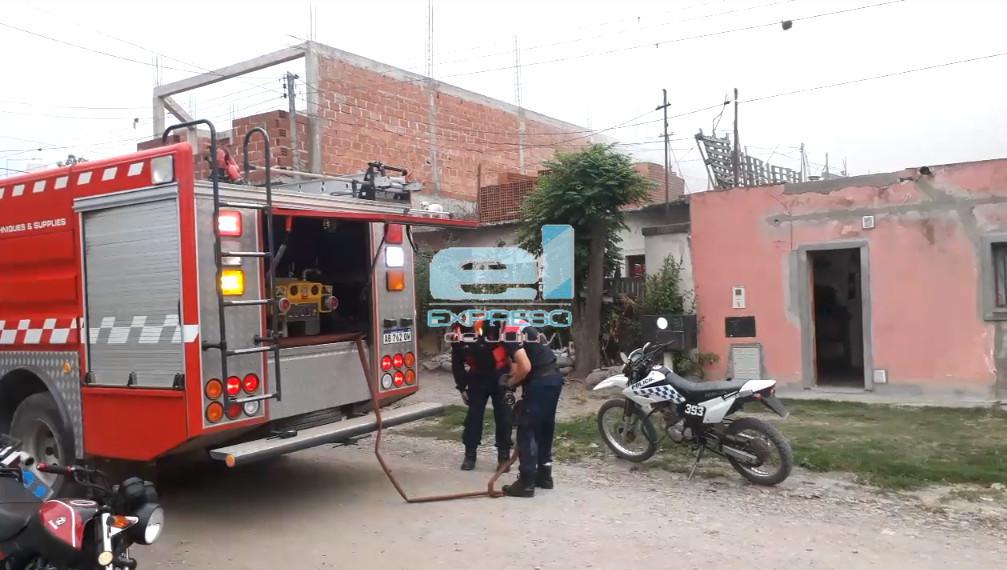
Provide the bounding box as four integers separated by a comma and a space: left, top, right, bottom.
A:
633, 383, 686, 404
87, 315, 199, 345
0, 318, 79, 345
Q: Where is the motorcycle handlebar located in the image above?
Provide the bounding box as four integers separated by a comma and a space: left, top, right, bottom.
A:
36, 463, 75, 476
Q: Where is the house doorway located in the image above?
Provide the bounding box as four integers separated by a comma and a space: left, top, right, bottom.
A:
808, 248, 865, 387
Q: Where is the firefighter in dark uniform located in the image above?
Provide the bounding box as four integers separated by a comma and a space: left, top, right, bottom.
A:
501, 322, 563, 498
451, 322, 513, 471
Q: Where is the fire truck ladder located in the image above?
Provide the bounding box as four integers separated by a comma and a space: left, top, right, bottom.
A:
161, 121, 283, 410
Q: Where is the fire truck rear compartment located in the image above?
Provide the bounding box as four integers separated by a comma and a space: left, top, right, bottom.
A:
269, 215, 372, 340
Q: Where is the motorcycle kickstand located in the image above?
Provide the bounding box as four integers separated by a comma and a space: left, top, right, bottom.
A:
687, 446, 706, 480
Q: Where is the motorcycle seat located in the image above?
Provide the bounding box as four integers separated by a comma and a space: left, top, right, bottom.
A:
0, 475, 38, 541
664, 372, 742, 401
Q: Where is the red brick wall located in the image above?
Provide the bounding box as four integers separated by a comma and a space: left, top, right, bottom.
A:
478, 178, 537, 224
633, 162, 686, 205
141, 50, 594, 201
313, 54, 588, 201
138, 110, 307, 184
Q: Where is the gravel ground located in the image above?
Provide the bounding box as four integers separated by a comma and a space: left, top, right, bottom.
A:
144, 428, 1006, 569
142, 372, 1006, 569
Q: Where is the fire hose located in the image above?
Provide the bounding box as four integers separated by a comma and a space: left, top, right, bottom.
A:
355, 339, 520, 503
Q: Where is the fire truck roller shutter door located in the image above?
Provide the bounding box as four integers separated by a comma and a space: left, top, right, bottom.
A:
81, 197, 185, 387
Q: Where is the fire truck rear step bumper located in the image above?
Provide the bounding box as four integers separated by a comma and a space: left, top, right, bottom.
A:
209, 402, 444, 468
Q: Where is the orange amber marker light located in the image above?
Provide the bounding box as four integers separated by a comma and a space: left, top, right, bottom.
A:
386, 270, 406, 291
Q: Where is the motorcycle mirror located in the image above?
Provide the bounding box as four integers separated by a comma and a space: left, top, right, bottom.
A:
620, 352, 629, 363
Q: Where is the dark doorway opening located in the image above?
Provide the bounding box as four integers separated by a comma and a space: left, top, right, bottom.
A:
809, 248, 864, 387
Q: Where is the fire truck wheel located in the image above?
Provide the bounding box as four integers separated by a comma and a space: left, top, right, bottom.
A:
11, 392, 75, 496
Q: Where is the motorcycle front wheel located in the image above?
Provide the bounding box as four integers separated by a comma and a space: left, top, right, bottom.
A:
597, 398, 657, 462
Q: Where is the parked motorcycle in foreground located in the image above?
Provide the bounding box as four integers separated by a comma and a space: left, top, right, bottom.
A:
594, 342, 793, 485
0, 435, 164, 570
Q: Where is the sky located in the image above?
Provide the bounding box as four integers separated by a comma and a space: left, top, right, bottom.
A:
1, 0, 1005, 193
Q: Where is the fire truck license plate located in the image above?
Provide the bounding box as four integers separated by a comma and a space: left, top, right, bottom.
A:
383, 330, 412, 344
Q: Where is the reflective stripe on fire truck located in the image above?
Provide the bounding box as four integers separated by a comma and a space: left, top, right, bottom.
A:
86, 315, 198, 344
0, 161, 150, 201
0, 319, 79, 345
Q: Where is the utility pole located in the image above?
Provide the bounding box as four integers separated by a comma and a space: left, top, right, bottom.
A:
285, 72, 301, 171
656, 88, 671, 213
799, 142, 806, 182
825, 152, 830, 178
425, 0, 434, 77
732, 87, 740, 188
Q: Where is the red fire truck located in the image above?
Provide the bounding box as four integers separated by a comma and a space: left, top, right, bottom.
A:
0, 120, 472, 487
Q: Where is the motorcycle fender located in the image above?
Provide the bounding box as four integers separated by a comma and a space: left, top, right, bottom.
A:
593, 374, 629, 391
740, 379, 776, 394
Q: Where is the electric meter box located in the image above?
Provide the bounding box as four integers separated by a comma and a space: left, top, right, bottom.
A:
640, 314, 698, 351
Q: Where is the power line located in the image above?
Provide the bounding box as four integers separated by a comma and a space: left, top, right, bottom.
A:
412, 0, 800, 71
428, 0, 905, 81
742, 48, 1007, 104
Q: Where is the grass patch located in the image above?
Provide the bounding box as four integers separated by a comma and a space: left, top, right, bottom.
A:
774, 399, 1007, 489
404, 400, 1007, 490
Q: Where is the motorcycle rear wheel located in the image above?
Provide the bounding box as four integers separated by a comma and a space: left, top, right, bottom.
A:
724, 417, 793, 486
597, 399, 657, 462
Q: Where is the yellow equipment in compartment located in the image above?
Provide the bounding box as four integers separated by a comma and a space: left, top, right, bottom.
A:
275, 278, 339, 337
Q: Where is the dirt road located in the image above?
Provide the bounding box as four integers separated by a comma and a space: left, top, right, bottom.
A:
145, 424, 1006, 569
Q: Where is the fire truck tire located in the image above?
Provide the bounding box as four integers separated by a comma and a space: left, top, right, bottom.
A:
11, 392, 76, 496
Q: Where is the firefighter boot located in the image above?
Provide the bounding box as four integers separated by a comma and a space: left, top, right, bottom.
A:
460, 447, 477, 471
502, 472, 536, 498
497, 448, 512, 473
536, 463, 554, 489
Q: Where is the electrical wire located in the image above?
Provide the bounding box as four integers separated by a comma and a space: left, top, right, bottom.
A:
424, 0, 905, 82
409, 0, 800, 71
741, 48, 1007, 105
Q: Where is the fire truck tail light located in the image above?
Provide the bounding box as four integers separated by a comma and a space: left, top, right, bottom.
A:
277, 297, 291, 314
380, 355, 392, 371
385, 246, 405, 268
218, 210, 243, 237
405, 369, 416, 385
385, 224, 404, 244
225, 403, 242, 420
243, 401, 261, 416
205, 379, 223, 400
392, 353, 404, 368
380, 373, 393, 390
221, 269, 245, 296
404, 352, 416, 368
242, 374, 260, 394
393, 370, 405, 387
225, 376, 241, 397
151, 155, 175, 184
386, 270, 405, 292
206, 402, 224, 423
323, 295, 339, 311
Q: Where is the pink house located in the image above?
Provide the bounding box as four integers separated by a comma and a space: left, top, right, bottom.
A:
690, 158, 1007, 402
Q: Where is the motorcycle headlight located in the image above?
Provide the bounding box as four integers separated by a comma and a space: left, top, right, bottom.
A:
128, 503, 165, 545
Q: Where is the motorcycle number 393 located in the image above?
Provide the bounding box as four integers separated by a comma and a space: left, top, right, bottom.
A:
684, 404, 706, 417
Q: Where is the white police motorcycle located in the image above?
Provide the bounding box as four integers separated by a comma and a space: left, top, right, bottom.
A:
593, 342, 793, 485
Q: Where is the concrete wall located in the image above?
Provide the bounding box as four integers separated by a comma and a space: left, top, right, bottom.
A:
643, 225, 694, 302
689, 158, 1007, 400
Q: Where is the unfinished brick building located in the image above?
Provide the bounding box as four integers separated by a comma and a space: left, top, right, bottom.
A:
148, 41, 605, 212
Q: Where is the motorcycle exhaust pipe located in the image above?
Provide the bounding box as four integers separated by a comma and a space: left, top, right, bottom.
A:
722, 445, 759, 465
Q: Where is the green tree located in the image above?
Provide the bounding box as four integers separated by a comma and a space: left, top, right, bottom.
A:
518, 144, 651, 377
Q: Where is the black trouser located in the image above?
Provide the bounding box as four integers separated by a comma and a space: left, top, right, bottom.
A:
517, 374, 563, 478
462, 378, 513, 451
